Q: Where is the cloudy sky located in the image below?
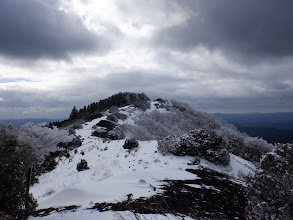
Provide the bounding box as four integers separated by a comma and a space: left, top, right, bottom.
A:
0, 0, 293, 119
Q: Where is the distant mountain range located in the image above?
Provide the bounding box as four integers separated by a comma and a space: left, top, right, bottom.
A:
213, 112, 293, 130
0, 118, 64, 129
238, 127, 293, 144
213, 112, 293, 143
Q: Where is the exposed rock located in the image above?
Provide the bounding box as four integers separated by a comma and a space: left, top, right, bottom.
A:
76, 159, 89, 172
123, 139, 139, 150
96, 120, 116, 131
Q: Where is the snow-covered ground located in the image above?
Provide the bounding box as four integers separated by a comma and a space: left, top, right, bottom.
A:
31, 210, 195, 220
31, 117, 198, 208
29, 104, 255, 219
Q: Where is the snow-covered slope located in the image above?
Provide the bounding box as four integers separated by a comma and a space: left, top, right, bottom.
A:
29, 102, 256, 220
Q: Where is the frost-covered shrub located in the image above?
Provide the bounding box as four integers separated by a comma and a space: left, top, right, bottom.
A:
246, 144, 293, 219
57, 137, 82, 150
19, 122, 74, 158
115, 112, 128, 120
71, 123, 83, 130
219, 127, 273, 163
158, 129, 230, 166
107, 112, 127, 122
205, 148, 230, 166
92, 124, 122, 140
154, 98, 168, 109
133, 103, 225, 141
107, 114, 118, 122
119, 124, 153, 141
76, 159, 89, 172
41, 153, 59, 172
134, 113, 172, 139
131, 100, 272, 163
108, 125, 125, 140
123, 139, 139, 150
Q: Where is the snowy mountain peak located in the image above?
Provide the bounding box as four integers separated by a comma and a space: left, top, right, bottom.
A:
2, 93, 291, 219
26, 94, 270, 219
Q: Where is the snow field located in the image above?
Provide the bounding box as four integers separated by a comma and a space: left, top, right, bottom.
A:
29, 103, 256, 219
30, 210, 195, 220
31, 116, 198, 210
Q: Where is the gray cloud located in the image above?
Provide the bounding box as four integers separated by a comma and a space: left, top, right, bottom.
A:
1, 68, 293, 119
0, 0, 109, 59
154, 0, 293, 61
0, 87, 73, 119
187, 96, 293, 114
65, 70, 293, 111
0, 0, 292, 119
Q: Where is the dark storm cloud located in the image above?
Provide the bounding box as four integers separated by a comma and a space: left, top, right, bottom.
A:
0, 0, 108, 59
155, 0, 293, 60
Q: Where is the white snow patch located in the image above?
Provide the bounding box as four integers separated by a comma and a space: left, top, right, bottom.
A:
29, 210, 194, 220
185, 184, 202, 189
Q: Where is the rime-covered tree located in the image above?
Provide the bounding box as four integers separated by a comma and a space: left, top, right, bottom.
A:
0, 125, 37, 219
246, 143, 293, 219
19, 122, 74, 158
129, 100, 272, 162
158, 128, 230, 166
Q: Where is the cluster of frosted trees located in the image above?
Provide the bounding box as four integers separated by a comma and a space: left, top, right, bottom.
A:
18, 122, 74, 158
112, 99, 272, 163
246, 143, 293, 219
158, 128, 231, 166
0, 122, 75, 218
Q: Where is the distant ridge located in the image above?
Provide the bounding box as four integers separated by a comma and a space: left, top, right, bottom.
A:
0, 118, 64, 129
238, 127, 293, 144
213, 112, 293, 130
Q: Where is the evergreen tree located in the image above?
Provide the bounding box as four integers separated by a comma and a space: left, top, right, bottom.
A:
0, 125, 37, 219
69, 106, 79, 120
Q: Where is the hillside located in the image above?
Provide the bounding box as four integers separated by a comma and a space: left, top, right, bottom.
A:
14, 93, 272, 219
4, 92, 292, 220
29, 116, 255, 219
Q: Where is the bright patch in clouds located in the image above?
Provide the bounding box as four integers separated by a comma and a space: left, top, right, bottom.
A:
62, 0, 190, 37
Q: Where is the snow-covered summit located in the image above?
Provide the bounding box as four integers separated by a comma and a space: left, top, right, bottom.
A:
28, 95, 262, 219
